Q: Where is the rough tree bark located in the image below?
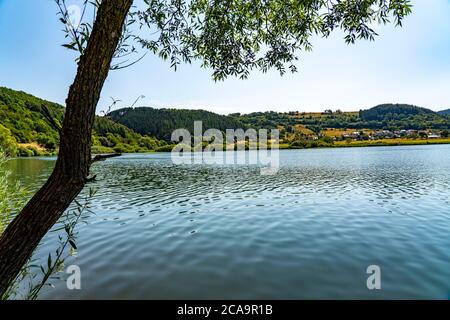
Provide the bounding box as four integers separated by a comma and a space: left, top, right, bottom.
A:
0, 0, 133, 296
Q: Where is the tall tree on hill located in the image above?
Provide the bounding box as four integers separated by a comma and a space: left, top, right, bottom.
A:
0, 0, 411, 295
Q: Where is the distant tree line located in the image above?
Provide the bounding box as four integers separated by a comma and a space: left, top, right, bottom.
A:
108, 107, 245, 141
232, 104, 450, 132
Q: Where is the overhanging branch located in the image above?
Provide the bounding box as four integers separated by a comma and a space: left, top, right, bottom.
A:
91, 153, 122, 164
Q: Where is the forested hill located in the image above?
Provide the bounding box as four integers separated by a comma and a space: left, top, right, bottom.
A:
108, 107, 245, 141
2, 86, 449, 157
0, 87, 164, 156
359, 104, 435, 120
438, 108, 450, 116
232, 104, 450, 132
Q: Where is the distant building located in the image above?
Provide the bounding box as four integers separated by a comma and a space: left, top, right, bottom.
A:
428, 133, 441, 139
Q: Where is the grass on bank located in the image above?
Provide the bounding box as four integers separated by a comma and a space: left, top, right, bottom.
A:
333, 137, 450, 148
5, 135, 450, 158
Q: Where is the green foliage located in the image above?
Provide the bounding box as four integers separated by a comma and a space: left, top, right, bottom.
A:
56, 0, 141, 70
3, 188, 96, 300
358, 104, 450, 130
438, 108, 450, 115
0, 87, 62, 147
233, 104, 450, 132
92, 116, 162, 153
0, 124, 17, 157
133, 0, 411, 80
108, 107, 245, 141
57, 0, 411, 81
16, 146, 34, 157
4, 86, 450, 154
356, 104, 449, 130
0, 153, 27, 236
290, 137, 334, 149
0, 153, 28, 300
0, 87, 163, 156
360, 104, 435, 120
24, 189, 96, 300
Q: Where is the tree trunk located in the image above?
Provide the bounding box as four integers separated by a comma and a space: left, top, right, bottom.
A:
0, 0, 133, 296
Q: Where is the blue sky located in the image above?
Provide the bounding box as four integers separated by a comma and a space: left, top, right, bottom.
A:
1, 0, 450, 114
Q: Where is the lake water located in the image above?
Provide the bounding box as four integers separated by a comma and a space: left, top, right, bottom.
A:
6, 145, 450, 299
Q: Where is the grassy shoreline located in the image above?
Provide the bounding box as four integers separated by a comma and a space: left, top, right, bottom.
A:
10, 138, 450, 158
280, 138, 450, 150
332, 138, 450, 148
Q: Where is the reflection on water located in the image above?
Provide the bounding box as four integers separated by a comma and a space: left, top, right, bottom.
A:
7, 145, 450, 299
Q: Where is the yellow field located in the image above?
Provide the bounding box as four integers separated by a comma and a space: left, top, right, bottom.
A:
293, 125, 315, 135
321, 128, 373, 137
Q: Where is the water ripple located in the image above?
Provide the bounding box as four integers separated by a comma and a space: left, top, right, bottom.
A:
8, 145, 450, 299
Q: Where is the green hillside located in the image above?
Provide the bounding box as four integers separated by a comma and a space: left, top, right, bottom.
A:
358, 104, 449, 129
438, 108, 450, 116
2, 87, 450, 156
232, 104, 450, 132
0, 87, 164, 156
108, 107, 245, 141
